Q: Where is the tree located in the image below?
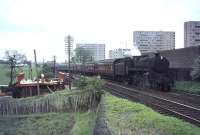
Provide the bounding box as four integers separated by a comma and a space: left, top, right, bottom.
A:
191, 56, 200, 81
73, 47, 93, 64
5, 50, 27, 64
41, 63, 54, 78
4, 50, 27, 85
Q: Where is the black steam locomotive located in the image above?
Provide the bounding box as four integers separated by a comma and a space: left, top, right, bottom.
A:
64, 53, 174, 91
113, 53, 173, 91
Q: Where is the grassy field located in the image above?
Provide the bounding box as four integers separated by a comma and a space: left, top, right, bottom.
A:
175, 81, 200, 94
0, 64, 10, 85
104, 93, 200, 135
0, 112, 96, 135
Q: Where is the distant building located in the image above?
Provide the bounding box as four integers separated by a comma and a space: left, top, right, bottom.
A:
76, 43, 105, 61
184, 21, 200, 48
133, 31, 175, 54
109, 48, 131, 59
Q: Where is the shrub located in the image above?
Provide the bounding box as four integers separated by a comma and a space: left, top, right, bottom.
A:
73, 76, 105, 103
73, 76, 104, 92
73, 76, 88, 89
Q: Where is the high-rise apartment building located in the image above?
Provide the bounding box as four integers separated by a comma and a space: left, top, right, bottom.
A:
133, 31, 175, 54
76, 43, 105, 61
109, 48, 131, 59
184, 21, 200, 47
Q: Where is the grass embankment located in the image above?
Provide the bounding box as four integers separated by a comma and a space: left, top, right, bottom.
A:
104, 93, 200, 135
0, 112, 96, 135
175, 81, 200, 94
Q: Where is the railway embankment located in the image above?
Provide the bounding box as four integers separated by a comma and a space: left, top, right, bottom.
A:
100, 93, 200, 135
175, 81, 200, 94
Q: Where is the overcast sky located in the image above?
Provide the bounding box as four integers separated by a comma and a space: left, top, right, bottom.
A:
0, 0, 200, 62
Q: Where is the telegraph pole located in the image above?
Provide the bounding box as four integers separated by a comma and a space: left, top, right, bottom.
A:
65, 35, 73, 90
53, 56, 56, 78
34, 49, 40, 95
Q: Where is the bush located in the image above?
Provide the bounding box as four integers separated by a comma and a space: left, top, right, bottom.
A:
73, 76, 104, 92
73, 76, 88, 89
40, 63, 54, 78
73, 76, 105, 103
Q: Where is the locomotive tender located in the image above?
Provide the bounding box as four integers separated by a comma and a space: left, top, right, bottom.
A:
67, 53, 174, 91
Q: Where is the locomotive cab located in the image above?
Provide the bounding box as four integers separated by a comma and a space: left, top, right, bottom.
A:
113, 57, 133, 83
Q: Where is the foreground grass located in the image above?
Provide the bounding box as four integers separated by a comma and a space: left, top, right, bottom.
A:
104, 93, 200, 135
0, 113, 73, 135
70, 112, 97, 135
175, 81, 200, 94
0, 112, 96, 135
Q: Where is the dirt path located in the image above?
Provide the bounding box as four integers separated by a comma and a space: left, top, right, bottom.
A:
93, 101, 112, 135
65, 116, 76, 135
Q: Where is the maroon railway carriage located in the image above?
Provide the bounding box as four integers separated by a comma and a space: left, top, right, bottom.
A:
95, 59, 115, 79
85, 63, 95, 75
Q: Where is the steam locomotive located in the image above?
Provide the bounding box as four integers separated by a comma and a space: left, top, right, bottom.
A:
63, 53, 174, 91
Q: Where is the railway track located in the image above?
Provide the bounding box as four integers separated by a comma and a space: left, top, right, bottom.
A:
106, 80, 200, 109
105, 81, 200, 127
